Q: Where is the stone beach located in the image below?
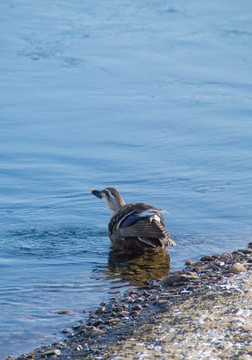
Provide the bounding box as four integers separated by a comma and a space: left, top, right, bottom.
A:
13, 244, 252, 360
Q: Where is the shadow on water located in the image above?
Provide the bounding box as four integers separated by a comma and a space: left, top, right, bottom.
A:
99, 249, 171, 287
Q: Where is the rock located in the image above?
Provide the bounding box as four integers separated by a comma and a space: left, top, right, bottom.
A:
133, 304, 143, 311
200, 255, 214, 262
95, 306, 106, 314
41, 349, 61, 357
106, 317, 120, 325
238, 248, 252, 254
136, 296, 145, 302
185, 260, 194, 266
54, 310, 72, 315
220, 253, 232, 262
92, 319, 104, 327
127, 288, 136, 294
214, 259, 225, 267
119, 310, 130, 316
228, 263, 246, 274
155, 299, 166, 305
161, 274, 196, 287
130, 310, 140, 317
72, 325, 81, 331
191, 264, 211, 273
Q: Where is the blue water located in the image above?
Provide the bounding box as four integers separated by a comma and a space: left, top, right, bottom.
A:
1, 0, 252, 358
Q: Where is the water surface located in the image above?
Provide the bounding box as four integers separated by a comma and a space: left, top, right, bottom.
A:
0, 0, 252, 358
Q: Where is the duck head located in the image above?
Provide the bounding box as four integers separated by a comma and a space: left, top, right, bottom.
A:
91, 187, 125, 212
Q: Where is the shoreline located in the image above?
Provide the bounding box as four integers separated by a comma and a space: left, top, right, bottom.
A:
14, 244, 252, 360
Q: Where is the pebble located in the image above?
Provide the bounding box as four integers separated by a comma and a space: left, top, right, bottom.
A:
106, 317, 120, 325
191, 264, 211, 273
96, 306, 106, 314
201, 255, 214, 262
54, 310, 72, 315
119, 310, 130, 315
185, 260, 194, 266
136, 296, 145, 302
41, 349, 61, 357
161, 274, 196, 287
220, 253, 233, 262
72, 325, 81, 331
131, 310, 140, 317
228, 263, 247, 274
16, 244, 252, 360
156, 299, 169, 305
92, 319, 104, 327
214, 259, 225, 267
239, 248, 252, 254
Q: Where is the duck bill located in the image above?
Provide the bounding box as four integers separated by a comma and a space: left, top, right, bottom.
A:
90, 189, 102, 199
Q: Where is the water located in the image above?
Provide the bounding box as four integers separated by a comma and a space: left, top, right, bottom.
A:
0, 0, 252, 358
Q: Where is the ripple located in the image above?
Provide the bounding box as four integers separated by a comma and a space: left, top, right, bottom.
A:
1, 226, 108, 258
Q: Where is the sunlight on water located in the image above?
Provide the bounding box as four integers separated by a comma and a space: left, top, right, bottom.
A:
0, 0, 252, 357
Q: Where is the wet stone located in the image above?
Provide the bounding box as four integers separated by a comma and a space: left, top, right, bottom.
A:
214, 259, 225, 267
200, 255, 214, 262
92, 319, 104, 327
41, 349, 61, 357
72, 325, 81, 331
131, 310, 140, 317
54, 310, 72, 315
185, 260, 194, 266
220, 253, 233, 262
136, 296, 145, 302
228, 263, 247, 274
96, 306, 106, 314
232, 251, 244, 257
119, 310, 130, 316
238, 248, 252, 254
106, 317, 120, 325
161, 274, 196, 287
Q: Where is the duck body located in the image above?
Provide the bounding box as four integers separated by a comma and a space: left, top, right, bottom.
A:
91, 187, 176, 253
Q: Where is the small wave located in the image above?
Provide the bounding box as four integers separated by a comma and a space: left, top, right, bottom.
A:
1, 226, 108, 259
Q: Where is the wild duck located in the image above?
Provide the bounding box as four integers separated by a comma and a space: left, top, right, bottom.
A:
90, 187, 176, 253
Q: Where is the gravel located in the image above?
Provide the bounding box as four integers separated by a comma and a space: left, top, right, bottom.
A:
13, 244, 252, 360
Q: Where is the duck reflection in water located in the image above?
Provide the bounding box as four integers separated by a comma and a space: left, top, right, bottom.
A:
102, 248, 171, 287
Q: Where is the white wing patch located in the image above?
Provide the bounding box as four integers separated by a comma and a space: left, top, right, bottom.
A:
138, 209, 160, 217
150, 214, 161, 222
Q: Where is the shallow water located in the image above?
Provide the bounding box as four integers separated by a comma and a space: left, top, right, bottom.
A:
0, 0, 252, 358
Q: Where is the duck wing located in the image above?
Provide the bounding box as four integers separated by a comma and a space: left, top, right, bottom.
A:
109, 203, 176, 248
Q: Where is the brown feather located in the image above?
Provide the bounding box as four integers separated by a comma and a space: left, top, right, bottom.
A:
92, 188, 175, 253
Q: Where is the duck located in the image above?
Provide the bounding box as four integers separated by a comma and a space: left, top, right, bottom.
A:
90, 187, 176, 253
